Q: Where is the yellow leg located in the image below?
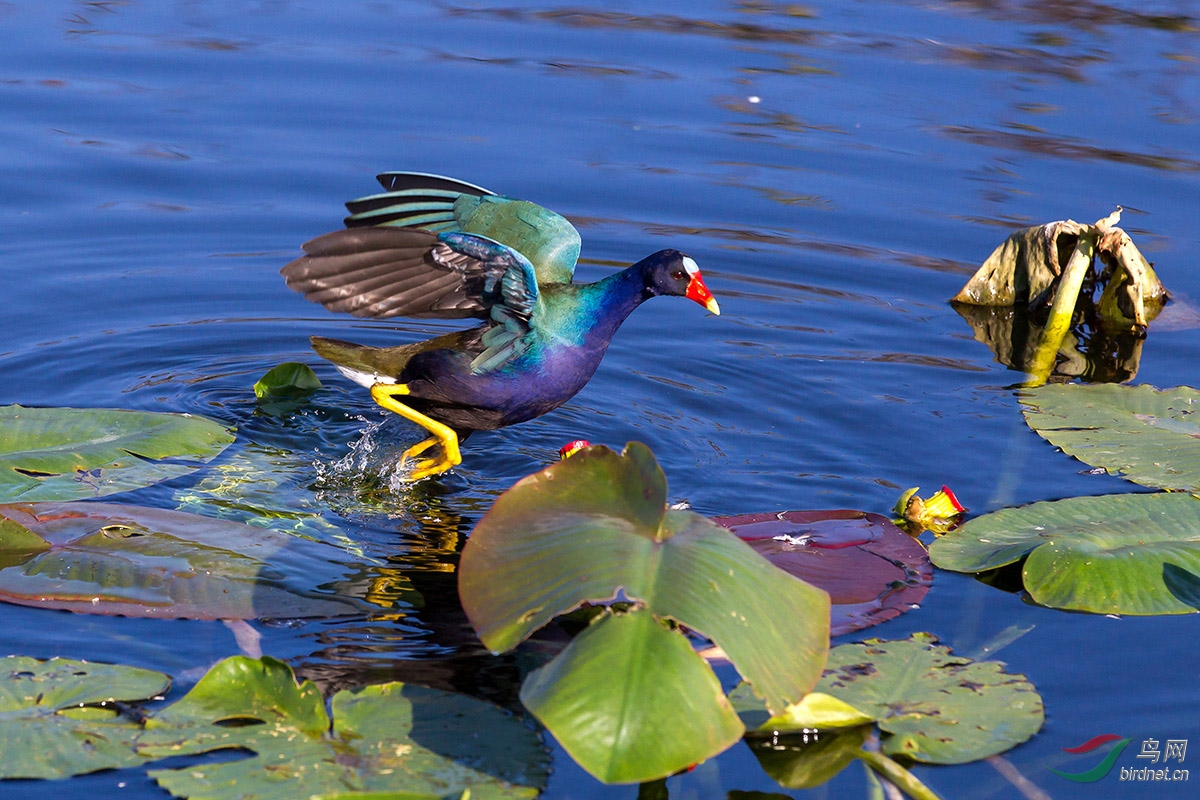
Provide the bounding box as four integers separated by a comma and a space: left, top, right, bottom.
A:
369, 383, 462, 481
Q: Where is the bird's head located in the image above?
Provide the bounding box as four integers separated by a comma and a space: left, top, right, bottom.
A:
640, 249, 720, 315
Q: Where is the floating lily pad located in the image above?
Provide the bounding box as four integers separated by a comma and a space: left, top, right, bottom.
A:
1022, 383, 1200, 492
930, 492, 1200, 615
0, 405, 235, 502
713, 510, 930, 636
810, 633, 1043, 764
0, 655, 170, 779
460, 442, 830, 714
141, 656, 548, 800
253, 362, 322, 400
0, 502, 387, 619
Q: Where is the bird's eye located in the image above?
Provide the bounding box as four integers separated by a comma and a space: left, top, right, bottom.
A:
671, 269, 685, 280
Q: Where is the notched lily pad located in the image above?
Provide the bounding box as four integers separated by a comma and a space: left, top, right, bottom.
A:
930, 492, 1200, 615
811, 633, 1043, 764
0, 655, 170, 779
141, 655, 549, 800
0, 405, 235, 502
0, 502, 386, 619
713, 510, 930, 635
1021, 383, 1200, 492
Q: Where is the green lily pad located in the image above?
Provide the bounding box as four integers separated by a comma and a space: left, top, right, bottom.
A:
141, 656, 548, 800
930, 492, 1200, 615
170, 442, 349, 543
1021, 383, 1200, 491
520, 609, 744, 784
0, 655, 170, 779
0, 502, 383, 619
0, 405, 235, 502
801, 633, 1043, 764
253, 362, 322, 400
460, 442, 830, 715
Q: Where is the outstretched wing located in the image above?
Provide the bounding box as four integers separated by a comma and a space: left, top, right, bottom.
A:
343, 172, 494, 231
343, 172, 580, 286
282, 229, 540, 371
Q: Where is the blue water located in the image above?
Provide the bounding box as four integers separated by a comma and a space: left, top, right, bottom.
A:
2, 1, 1199, 797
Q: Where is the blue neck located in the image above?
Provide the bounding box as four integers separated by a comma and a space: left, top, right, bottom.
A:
576, 264, 650, 345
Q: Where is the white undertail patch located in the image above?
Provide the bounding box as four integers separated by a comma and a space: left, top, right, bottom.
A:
335, 365, 395, 388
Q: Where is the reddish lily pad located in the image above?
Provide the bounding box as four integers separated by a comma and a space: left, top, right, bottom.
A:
0, 502, 386, 619
713, 510, 931, 635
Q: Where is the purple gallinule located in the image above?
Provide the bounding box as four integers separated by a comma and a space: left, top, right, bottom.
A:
281, 172, 720, 480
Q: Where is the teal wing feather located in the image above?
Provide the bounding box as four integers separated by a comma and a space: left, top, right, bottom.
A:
343, 172, 580, 286
436, 232, 541, 375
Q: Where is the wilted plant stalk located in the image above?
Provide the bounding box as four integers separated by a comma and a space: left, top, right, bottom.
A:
1023, 209, 1121, 387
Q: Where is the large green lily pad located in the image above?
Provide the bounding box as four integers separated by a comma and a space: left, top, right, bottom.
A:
930, 491, 1200, 615
1021, 383, 1200, 491
0, 405, 235, 502
0, 502, 382, 619
520, 609, 744, 784
0, 655, 170, 779
460, 442, 830, 715
808, 633, 1043, 764
141, 656, 548, 800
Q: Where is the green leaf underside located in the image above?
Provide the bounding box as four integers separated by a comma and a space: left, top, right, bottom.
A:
142, 656, 548, 800
520, 611, 743, 784
0, 655, 170, 779
0, 502, 370, 619
931, 492, 1200, 615
253, 363, 322, 400
1021, 383, 1200, 492
810, 634, 1043, 764
0, 405, 235, 502
460, 443, 830, 714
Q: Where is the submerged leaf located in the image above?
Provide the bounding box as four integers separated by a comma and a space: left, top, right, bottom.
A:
142, 656, 548, 800
930, 492, 1200, 615
812, 634, 1043, 764
0, 502, 381, 619
460, 443, 830, 714
714, 509, 930, 635
520, 610, 744, 784
0, 655, 169, 779
1021, 383, 1200, 492
0, 405, 235, 502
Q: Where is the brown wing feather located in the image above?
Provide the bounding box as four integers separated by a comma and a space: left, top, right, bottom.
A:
280, 228, 492, 320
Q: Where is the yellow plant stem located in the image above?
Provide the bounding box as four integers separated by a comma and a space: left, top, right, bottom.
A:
857, 749, 943, 800
1024, 208, 1122, 387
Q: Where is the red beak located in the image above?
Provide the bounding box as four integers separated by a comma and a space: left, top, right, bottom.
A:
685, 273, 720, 315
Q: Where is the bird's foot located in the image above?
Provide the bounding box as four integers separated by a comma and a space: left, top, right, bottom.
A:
369, 383, 463, 482
400, 436, 462, 482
